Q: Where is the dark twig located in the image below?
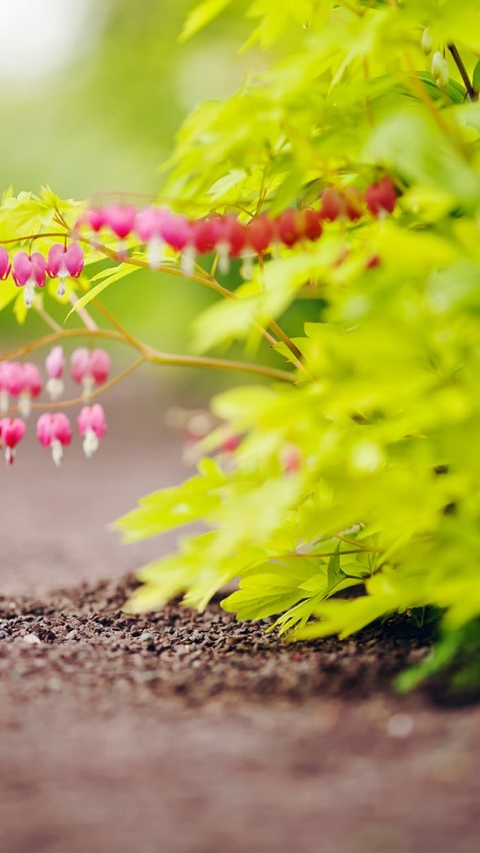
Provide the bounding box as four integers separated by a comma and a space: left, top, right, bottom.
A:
448, 44, 478, 102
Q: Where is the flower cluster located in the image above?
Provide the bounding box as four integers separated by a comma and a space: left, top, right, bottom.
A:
0, 346, 109, 465
78, 179, 397, 274
0, 179, 397, 310
0, 243, 84, 307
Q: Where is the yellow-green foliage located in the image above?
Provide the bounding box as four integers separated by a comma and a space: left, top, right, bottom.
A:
116, 0, 480, 676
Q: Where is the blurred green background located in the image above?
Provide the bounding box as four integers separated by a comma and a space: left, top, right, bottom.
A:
0, 0, 265, 397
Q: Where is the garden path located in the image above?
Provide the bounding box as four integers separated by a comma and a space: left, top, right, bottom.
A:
0, 378, 478, 853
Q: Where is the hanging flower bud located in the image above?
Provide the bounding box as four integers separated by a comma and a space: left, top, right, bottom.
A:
47, 244, 84, 297
36, 412, 72, 467
104, 204, 137, 239
0, 362, 17, 413
0, 247, 11, 280
365, 178, 397, 217
0, 417, 26, 465
0, 361, 24, 413
431, 51, 449, 89
275, 209, 302, 248
320, 188, 346, 221
12, 251, 47, 308
219, 432, 241, 453
78, 404, 107, 458
247, 216, 274, 255
70, 348, 111, 401
104, 204, 137, 254
135, 207, 168, 269
421, 28, 433, 56
45, 346, 66, 401
300, 209, 323, 241
215, 216, 247, 274
159, 212, 193, 252
192, 218, 222, 255
18, 363, 42, 419
85, 208, 107, 234
343, 188, 364, 222
280, 443, 303, 474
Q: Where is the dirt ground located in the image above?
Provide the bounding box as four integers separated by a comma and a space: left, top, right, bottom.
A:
1, 378, 479, 853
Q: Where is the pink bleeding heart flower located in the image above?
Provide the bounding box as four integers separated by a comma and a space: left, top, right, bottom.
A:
70, 348, 111, 401
78, 404, 107, 458
36, 412, 72, 467
159, 212, 192, 252
275, 209, 302, 249
45, 346, 65, 401
12, 251, 47, 308
365, 178, 397, 217
0, 361, 13, 413
0, 247, 11, 280
17, 363, 42, 419
300, 209, 323, 242
192, 218, 222, 255
215, 216, 247, 275
84, 208, 107, 234
178, 216, 222, 277
320, 188, 346, 222
135, 207, 169, 268
157, 212, 195, 274
246, 216, 274, 255
280, 443, 303, 474
4, 362, 23, 396
104, 205, 137, 254
0, 417, 27, 465
47, 244, 84, 297
220, 433, 241, 453
0, 361, 24, 413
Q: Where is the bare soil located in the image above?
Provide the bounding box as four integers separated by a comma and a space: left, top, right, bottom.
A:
1, 379, 479, 853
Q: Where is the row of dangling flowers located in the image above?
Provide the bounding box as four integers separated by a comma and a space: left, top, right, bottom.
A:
0, 346, 110, 466
0, 178, 397, 306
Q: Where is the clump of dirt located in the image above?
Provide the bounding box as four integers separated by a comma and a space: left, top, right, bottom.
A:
0, 574, 432, 706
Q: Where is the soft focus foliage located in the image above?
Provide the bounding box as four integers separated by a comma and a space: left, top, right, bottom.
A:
116, 0, 480, 687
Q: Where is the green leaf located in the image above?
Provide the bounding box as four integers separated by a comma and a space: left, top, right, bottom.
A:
13, 292, 27, 325
179, 0, 233, 42
65, 264, 137, 321
113, 460, 226, 543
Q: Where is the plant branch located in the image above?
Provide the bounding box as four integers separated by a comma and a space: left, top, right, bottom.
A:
0, 329, 296, 384
34, 303, 62, 333
448, 43, 477, 102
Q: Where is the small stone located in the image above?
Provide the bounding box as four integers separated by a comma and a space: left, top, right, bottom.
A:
22, 633, 42, 645
387, 713, 414, 738
139, 632, 155, 643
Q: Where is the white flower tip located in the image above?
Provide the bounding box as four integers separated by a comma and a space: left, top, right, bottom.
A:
83, 430, 99, 459
51, 441, 64, 467
180, 247, 196, 276
217, 244, 230, 276
24, 287, 34, 308
46, 378, 65, 402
